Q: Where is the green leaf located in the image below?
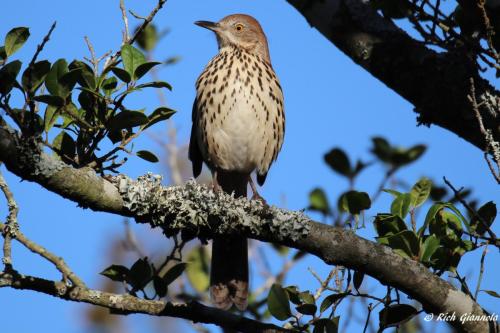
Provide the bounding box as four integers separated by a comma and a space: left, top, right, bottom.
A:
299, 291, 315, 304
33, 94, 65, 107
101, 76, 118, 95
320, 293, 347, 313
121, 44, 146, 79
162, 262, 187, 286
483, 290, 500, 298
324, 148, 351, 177
44, 105, 59, 133
0, 46, 6, 60
419, 234, 440, 263
111, 66, 131, 83
418, 203, 445, 237
285, 285, 302, 305
308, 188, 330, 215
136, 150, 159, 163
45, 59, 68, 96
353, 270, 364, 291
135, 24, 158, 51
313, 318, 339, 333
186, 246, 209, 292
100, 264, 130, 282
387, 230, 420, 258
410, 177, 432, 207
153, 276, 168, 298
143, 107, 176, 130
128, 257, 152, 290
371, 137, 426, 167
4, 27, 30, 56
135, 61, 161, 80
69, 60, 96, 89
471, 201, 496, 235
267, 283, 292, 321
391, 193, 412, 219
109, 110, 148, 131
383, 189, 402, 198
136, 81, 172, 90
379, 304, 418, 329
296, 303, 317, 315
22, 60, 51, 92
52, 131, 75, 161
374, 214, 408, 237
339, 190, 371, 215
0, 60, 22, 94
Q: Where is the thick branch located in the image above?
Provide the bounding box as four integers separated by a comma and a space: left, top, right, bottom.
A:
0, 271, 286, 333
286, 0, 500, 150
0, 128, 498, 332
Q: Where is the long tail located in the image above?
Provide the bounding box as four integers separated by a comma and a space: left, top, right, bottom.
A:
209, 171, 249, 310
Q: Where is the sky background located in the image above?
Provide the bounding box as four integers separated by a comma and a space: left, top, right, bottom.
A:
0, 1, 498, 333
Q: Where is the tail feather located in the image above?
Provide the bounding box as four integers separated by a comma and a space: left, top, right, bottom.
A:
209, 170, 249, 310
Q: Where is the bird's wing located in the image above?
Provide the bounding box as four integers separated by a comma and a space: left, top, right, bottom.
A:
189, 97, 203, 178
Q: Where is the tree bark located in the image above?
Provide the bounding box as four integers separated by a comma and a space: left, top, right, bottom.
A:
286, 0, 500, 151
0, 127, 497, 332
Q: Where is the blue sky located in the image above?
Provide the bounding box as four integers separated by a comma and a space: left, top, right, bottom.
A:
0, 1, 498, 332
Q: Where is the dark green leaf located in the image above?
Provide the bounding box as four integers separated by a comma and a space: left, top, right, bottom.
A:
267, 283, 292, 321
410, 177, 432, 207
419, 234, 440, 263
313, 318, 339, 333
100, 264, 130, 282
162, 262, 187, 286
391, 193, 412, 219
45, 59, 68, 96
22, 60, 51, 92
0, 60, 22, 94
353, 270, 364, 291
135, 61, 161, 80
320, 293, 347, 313
296, 303, 317, 315
324, 148, 351, 177
371, 137, 392, 163
136, 150, 159, 163
33, 94, 64, 107
5, 27, 30, 56
109, 110, 148, 131
121, 44, 146, 79
186, 246, 209, 292
111, 66, 131, 83
143, 107, 176, 130
43, 105, 59, 133
471, 201, 496, 235
136, 81, 172, 90
379, 304, 418, 329
339, 190, 371, 215
284, 286, 301, 305
69, 60, 96, 89
153, 276, 168, 298
0, 46, 6, 60
374, 214, 408, 237
387, 230, 420, 258
483, 290, 500, 298
52, 131, 75, 160
128, 257, 152, 290
101, 76, 118, 95
299, 291, 315, 304
418, 203, 445, 237
308, 188, 330, 215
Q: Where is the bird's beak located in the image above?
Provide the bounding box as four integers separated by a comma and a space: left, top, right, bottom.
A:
195, 20, 219, 32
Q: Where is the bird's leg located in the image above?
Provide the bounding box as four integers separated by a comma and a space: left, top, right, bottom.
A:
248, 176, 267, 204
212, 170, 222, 193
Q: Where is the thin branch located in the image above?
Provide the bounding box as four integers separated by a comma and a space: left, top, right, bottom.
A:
119, 0, 130, 43
0, 271, 289, 333
474, 243, 488, 300
0, 170, 18, 267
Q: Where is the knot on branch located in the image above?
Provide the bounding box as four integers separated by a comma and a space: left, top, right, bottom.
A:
113, 173, 310, 241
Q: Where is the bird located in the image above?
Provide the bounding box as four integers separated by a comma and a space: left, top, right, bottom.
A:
189, 14, 285, 310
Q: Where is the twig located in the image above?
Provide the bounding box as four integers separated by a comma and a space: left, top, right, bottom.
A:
0, 170, 18, 268
468, 77, 500, 184
362, 303, 373, 333
119, 0, 130, 43
474, 243, 488, 300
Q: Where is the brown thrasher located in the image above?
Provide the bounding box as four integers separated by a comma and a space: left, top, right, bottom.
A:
189, 14, 285, 310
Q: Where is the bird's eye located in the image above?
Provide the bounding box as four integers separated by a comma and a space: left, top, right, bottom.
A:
235, 24, 244, 31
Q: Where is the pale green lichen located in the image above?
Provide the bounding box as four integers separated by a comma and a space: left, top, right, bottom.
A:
113, 173, 310, 241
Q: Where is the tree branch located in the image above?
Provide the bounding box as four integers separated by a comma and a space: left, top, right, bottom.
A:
0, 271, 287, 333
286, 0, 499, 151
0, 127, 497, 332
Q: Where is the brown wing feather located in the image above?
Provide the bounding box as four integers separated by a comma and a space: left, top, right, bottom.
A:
189, 98, 203, 178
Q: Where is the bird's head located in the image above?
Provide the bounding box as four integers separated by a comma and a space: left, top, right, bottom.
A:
195, 14, 270, 62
